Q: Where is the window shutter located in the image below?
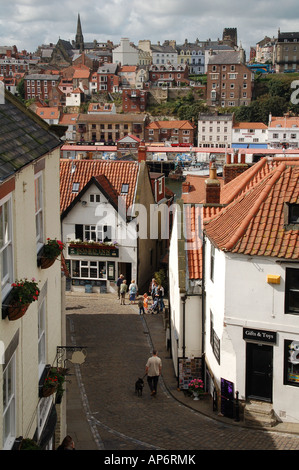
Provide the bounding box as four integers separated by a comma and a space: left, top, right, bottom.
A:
75, 224, 83, 240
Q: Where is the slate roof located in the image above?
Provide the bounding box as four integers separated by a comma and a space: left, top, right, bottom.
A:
208, 51, 244, 64
183, 157, 299, 279
0, 89, 61, 182
60, 159, 139, 215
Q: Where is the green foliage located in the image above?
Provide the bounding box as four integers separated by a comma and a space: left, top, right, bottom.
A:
16, 78, 25, 100
20, 438, 41, 450
154, 269, 167, 289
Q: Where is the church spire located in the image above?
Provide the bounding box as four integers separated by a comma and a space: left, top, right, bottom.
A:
75, 13, 84, 52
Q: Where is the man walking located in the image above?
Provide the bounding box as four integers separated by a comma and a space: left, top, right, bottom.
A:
116, 274, 124, 299
145, 350, 162, 397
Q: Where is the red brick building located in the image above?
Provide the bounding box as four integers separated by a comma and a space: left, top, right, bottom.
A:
206, 50, 254, 107
145, 120, 195, 145
96, 64, 118, 93
149, 64, 189, 87
122, 89, 148, 113
25, 74, 60, 101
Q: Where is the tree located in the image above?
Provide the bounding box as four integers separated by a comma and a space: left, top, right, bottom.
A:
16, 78, 25, 101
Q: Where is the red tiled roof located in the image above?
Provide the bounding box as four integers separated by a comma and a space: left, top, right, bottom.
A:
184, 157, 299, 279
60, 160, 139, 214
205, 158, 299, 258
147, 120, 194, 130
233, 122, 267, 129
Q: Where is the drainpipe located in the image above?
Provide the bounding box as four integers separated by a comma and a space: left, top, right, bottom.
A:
202, 233, 206, 357
181, 293, 187, 358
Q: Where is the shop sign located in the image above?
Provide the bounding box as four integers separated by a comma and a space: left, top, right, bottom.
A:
68, 245, 119, 257
243, 328, 277, 344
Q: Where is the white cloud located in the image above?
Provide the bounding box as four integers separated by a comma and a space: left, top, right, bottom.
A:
0, 0, 298, 55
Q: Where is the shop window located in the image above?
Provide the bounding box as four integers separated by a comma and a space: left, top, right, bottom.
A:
285, 268, 299, 314
71, 260, 107, 279
284, 339, 299, 386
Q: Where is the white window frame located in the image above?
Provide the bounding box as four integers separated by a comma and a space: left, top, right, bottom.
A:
71, 260, 107, 280
3, 354, 16, 450
0, 195, 13, 299
35, 172, 44, 250
38, 297, 46, 378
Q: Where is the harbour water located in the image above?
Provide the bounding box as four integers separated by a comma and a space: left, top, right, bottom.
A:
165, 177, 182, 201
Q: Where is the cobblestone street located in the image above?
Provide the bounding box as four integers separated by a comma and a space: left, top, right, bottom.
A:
65, 292, 299, 451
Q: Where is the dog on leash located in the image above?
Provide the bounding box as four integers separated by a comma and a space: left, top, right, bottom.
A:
135, 377, 144, 396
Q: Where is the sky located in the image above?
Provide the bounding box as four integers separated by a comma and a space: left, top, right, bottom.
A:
0, 0, 299, 58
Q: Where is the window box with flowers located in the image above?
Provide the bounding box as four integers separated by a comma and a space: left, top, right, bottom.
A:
68, 240, 119, 257
38, 238, 65, 269
6, 278, 40, 321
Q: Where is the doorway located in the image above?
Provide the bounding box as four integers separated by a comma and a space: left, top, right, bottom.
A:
246, 342, 273, 402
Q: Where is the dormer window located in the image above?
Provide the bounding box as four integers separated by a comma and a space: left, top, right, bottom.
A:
284, 203, 299, 229
72, 182, 80, 193
121, 184, 129, 194
289, 204, 299, 224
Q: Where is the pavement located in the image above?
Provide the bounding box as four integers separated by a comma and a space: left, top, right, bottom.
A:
64, 291, 299, 450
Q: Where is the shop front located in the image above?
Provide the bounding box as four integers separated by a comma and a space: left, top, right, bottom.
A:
244, 328, 276, 403
65, 242, 119, 292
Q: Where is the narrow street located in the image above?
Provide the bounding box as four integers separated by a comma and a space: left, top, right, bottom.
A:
65, 292, 299, 451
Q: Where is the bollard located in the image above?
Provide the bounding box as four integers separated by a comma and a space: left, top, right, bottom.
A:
235, 390, 240, 422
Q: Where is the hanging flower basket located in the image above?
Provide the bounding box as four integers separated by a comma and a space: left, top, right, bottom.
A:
40, 238, 64, 269
40, 257, 56, 269
7, 303, 30, 321
7, 278, 40, 321
42, 367, 66, 398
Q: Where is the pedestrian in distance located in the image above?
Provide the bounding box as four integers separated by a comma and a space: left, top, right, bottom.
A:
120, 280, 127, 305
149, 278, 157, 304
116, 274, 124, 300
56, 435, 75, 451
143, 293, 148, 313
129, 279, 138, 304
138, 296, 145, 315
145, 349, 162, 397
157, 284, 165, 312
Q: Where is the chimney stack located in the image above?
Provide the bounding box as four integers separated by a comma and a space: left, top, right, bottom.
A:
223, 152, 248, 184
138, 141, 147, 162
205, 163, 220, 204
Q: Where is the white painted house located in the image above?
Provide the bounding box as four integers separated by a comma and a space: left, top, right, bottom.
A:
203, 156, 299, 424
0, 84, 65, 450
169, 155, 299, 425
60, 157, 167, 293
113, 38, 139, 66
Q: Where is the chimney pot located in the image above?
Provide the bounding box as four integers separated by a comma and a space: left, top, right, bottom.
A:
205, 163, 220, 204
